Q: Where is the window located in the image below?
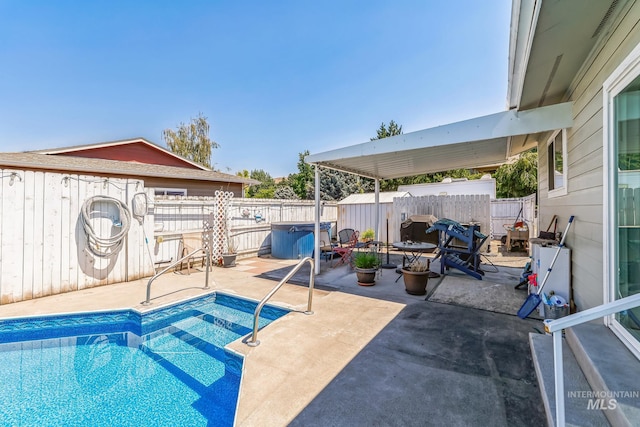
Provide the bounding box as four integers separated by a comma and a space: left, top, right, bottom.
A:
547, 129, 567, 196
154, 188, 187, 196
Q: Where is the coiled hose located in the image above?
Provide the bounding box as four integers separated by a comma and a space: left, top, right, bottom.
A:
81, 195, 131, 257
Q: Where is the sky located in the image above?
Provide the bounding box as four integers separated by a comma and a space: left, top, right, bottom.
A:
0, 0, 512, 178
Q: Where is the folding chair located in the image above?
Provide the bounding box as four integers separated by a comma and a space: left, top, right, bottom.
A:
333, 229, 366, 267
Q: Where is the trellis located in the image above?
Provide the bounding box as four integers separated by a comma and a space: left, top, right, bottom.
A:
209, 190, 234, 264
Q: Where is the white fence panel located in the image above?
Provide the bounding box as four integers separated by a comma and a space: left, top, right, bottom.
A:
391, 195, 491, 249
0, 170, 153, 304
337, 195, 492, 245
338, 202, 395, 242
152, 197, 339, 261
0, 173, 340, 305
490, 194, 537, 239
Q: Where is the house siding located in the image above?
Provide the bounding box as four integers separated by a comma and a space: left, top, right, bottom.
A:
144, 177, 244, 198
538, 0, 640, 310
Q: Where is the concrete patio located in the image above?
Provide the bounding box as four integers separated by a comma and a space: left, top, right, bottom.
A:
0, 245, 547, 426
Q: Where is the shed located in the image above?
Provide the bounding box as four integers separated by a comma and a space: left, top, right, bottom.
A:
337, 191, 411, 242
399, 176, 496, 199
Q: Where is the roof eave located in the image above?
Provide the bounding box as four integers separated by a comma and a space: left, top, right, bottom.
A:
507, 0, 541, 110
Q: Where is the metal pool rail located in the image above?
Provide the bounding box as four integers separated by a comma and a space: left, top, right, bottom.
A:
247, 256, 315, 347
142, 247, 211, 305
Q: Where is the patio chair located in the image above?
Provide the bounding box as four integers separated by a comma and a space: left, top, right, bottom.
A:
319, 229, 337, 263
333, 229, 367, 267
179, 232, 206, 275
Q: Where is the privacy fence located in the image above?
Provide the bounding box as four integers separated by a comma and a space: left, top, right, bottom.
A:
392, 195, 491, 249
153, 197, 338, 264
0, 166, 339, 304
0, 169, 154, 305
340, 194, 537, 244
0, 165, 532, 305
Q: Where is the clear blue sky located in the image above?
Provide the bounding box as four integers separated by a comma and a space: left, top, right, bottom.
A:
0, 0, 511, 177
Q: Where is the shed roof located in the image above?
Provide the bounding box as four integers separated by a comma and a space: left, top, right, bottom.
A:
338, 191, 411, 205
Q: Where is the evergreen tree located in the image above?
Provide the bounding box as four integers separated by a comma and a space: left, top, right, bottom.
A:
274, 185, 299, 200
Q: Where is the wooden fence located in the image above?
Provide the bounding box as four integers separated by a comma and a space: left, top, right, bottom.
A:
0, 168, 338, 305
152, 197, 338, 264
0, 165, 532, 306
490, 194, 537, 238
0, 170, 154, 304
392, 195, 491, 249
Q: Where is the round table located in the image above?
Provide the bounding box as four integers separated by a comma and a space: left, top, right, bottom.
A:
392, 241, 440, 278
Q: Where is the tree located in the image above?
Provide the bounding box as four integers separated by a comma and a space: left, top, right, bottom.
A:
162, 113, 219, 169
247, 169, 276, 198
236, 170, 250, 197
274, 185, 299, 200
304, 168, 373, 201
371, 120, 403, 140
289, 150, 314, 199
494, 151, 538, 198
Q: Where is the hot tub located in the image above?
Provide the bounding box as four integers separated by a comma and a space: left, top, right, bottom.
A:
271, 222, 331, 259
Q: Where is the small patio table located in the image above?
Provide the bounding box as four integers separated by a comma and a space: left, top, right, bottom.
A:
392, 241, 439, 281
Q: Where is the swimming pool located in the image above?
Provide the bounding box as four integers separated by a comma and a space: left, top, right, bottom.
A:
0, 293, 288, 426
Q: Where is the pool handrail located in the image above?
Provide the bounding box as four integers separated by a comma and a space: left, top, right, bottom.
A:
142, 247, 211, 305
247, 256, 315, 347
544, 292, 640, 427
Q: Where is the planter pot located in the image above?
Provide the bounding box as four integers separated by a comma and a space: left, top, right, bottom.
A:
355, 267, 377, 286
221, 253, 237, 268
402, 267, 430, 295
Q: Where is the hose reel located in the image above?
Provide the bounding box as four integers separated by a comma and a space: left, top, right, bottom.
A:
81, 195, 132, 257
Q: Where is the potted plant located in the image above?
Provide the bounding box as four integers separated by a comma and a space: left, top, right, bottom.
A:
360, 228, 375, 243
353, 251, 380, 286
221, 241, 237, 267
402, 259, 430, 295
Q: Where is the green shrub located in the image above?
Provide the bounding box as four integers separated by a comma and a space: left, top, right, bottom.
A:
353, 251, 379, 269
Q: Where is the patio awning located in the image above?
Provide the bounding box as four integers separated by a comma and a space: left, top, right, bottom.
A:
305, 102, 573, 179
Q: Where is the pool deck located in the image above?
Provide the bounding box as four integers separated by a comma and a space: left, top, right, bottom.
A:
0, 247, 546, 426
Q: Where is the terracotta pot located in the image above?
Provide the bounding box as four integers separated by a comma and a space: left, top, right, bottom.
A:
221, 253, 237, 267
355, 267, 377, 286
402, 267, 429, 295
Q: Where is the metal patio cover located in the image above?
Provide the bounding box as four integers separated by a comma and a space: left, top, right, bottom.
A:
305, 102, 572, 179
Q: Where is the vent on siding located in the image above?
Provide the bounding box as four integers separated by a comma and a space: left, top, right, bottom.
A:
592, 0, 619, 39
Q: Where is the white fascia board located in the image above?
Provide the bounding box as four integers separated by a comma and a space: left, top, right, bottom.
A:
306, 102, 573, 166
507, 0, 541, 109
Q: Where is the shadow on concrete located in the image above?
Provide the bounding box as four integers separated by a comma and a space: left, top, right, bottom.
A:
258, 249, 546, 426
289, 301, 547, 427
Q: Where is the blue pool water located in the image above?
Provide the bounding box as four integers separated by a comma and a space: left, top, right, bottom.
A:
0, 293, 288, 427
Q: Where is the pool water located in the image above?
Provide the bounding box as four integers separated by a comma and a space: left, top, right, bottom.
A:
0, 293, 288, 427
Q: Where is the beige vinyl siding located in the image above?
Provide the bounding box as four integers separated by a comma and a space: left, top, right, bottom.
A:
538, 1, 640, 310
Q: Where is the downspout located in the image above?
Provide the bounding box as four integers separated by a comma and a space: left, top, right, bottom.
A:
314, 165, 321, 275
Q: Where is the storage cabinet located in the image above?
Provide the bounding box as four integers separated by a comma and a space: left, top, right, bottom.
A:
531, 243, 571, 315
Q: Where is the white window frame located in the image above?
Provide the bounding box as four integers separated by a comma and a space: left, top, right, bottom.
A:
546, 128, 568, 198
154, 187, 187, 196
603, 40, 640, 359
